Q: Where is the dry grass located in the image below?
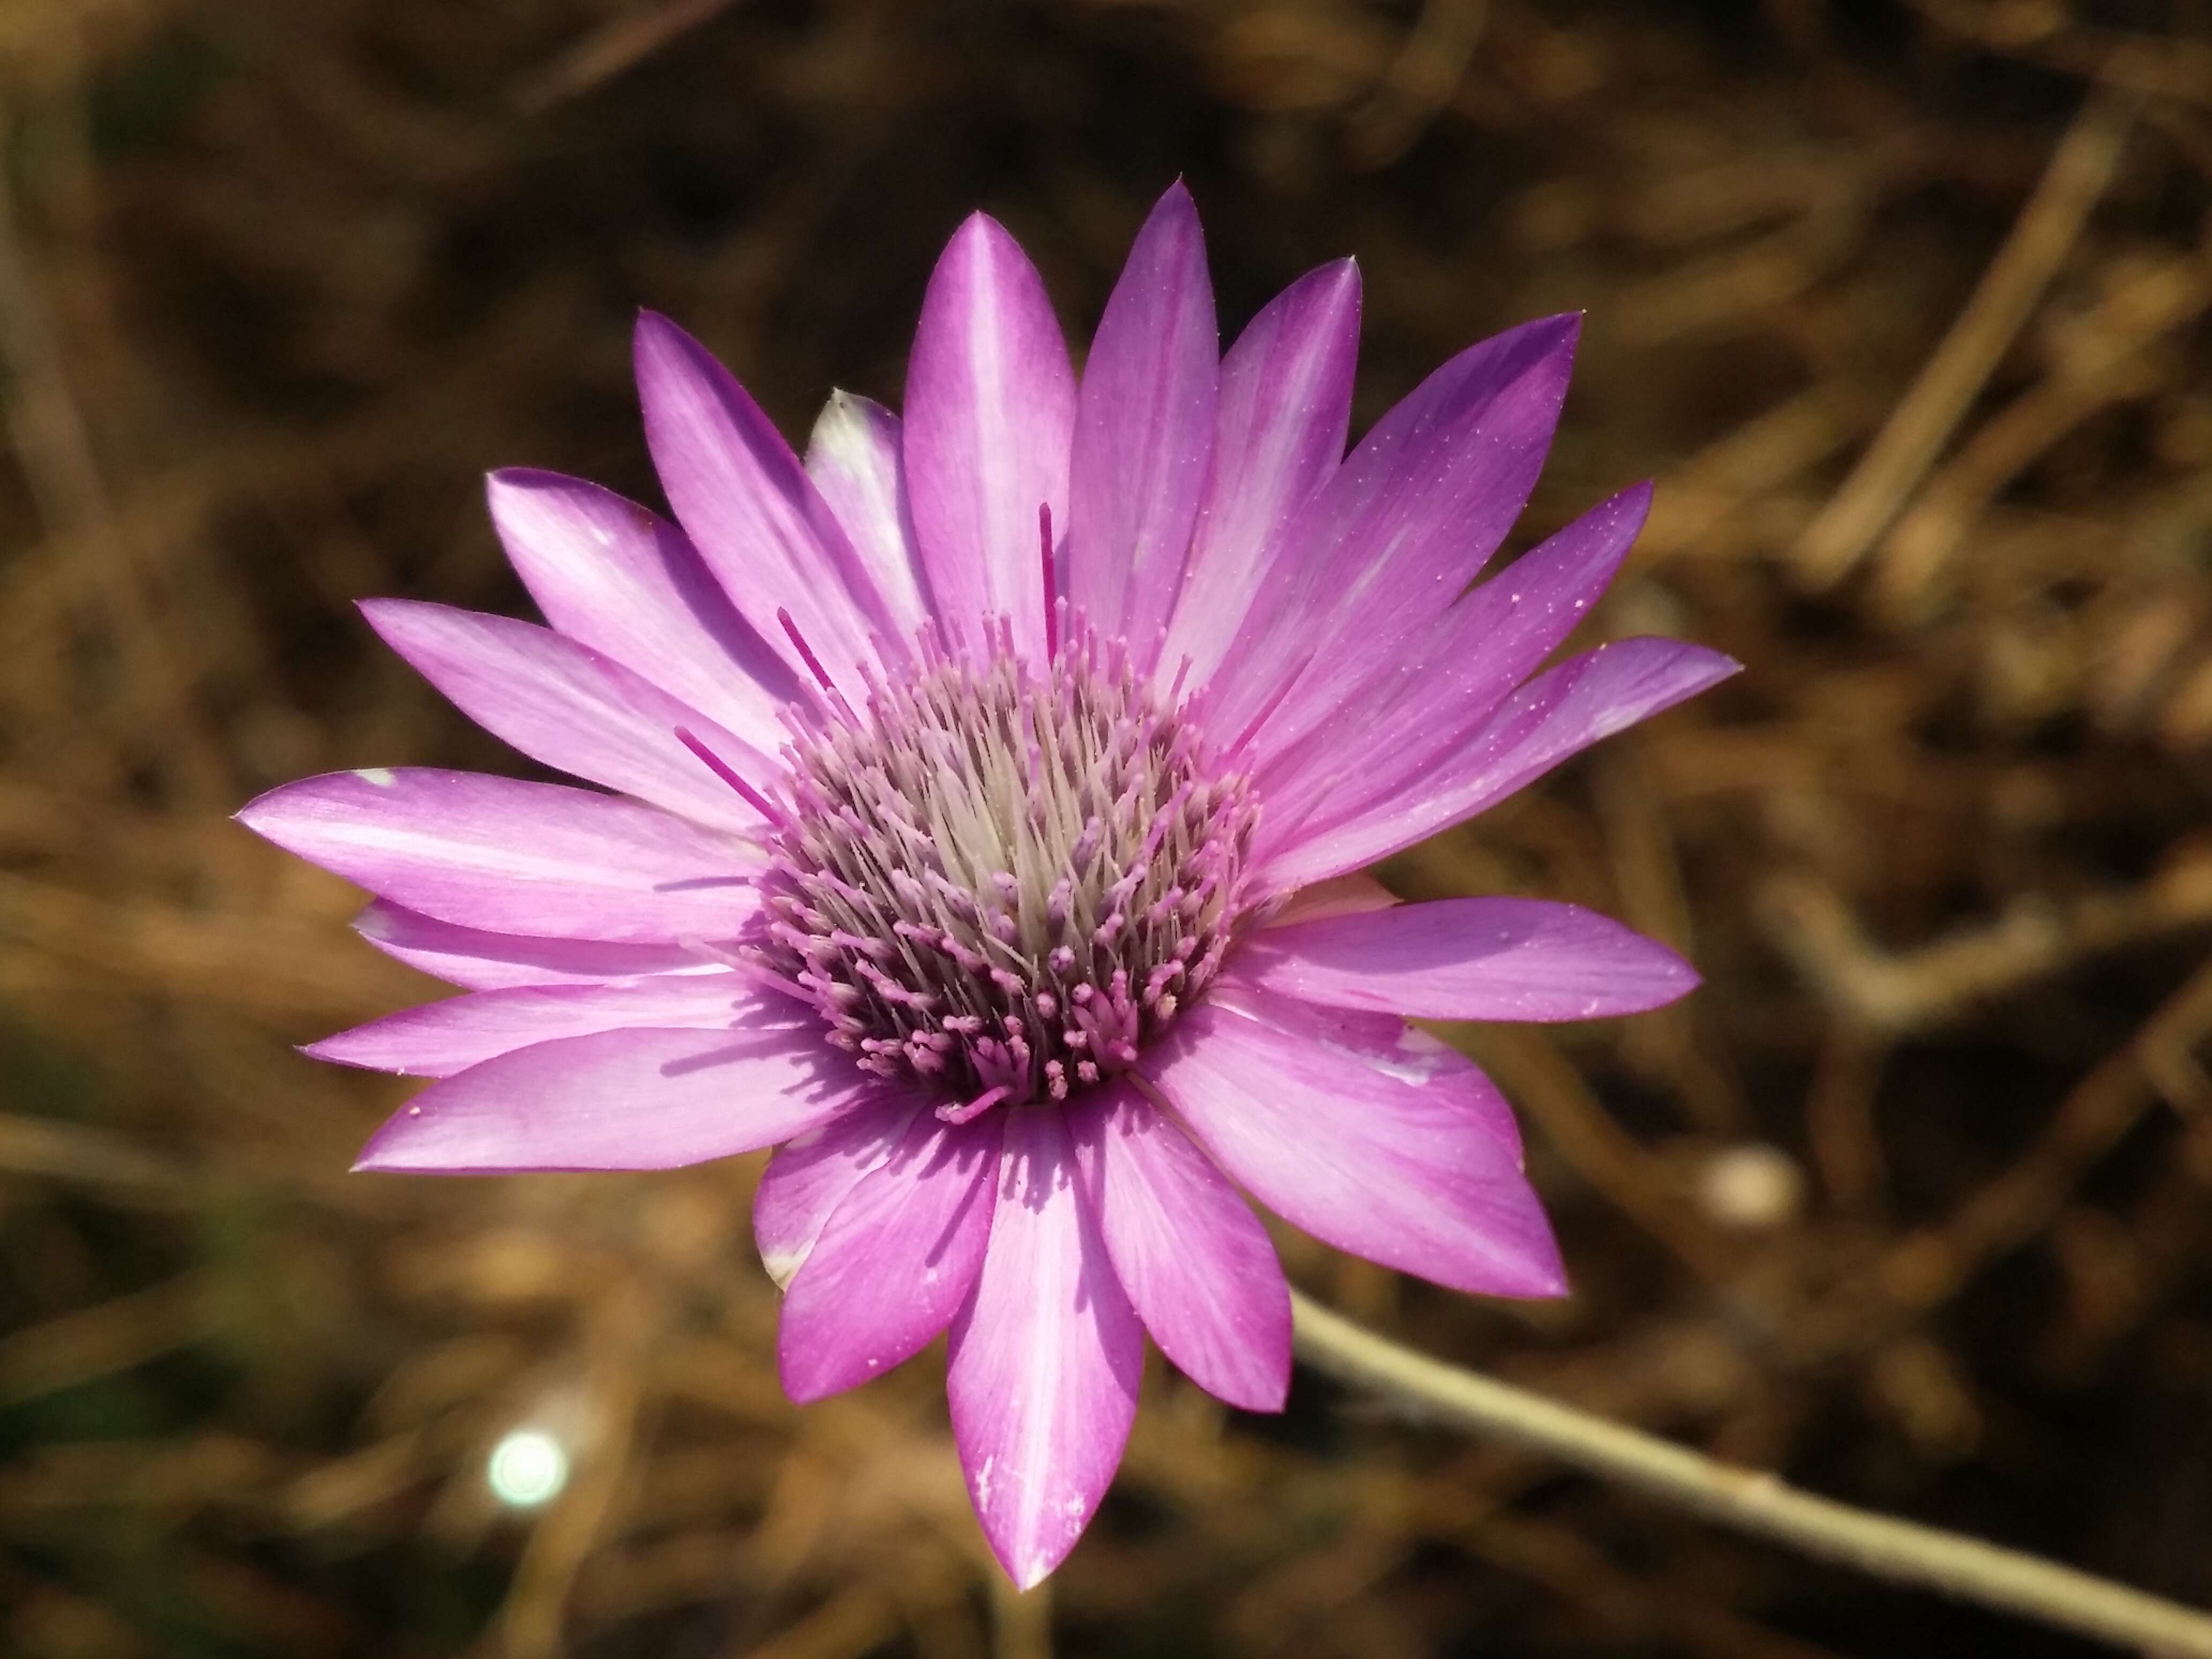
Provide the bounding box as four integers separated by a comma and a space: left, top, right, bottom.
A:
3, 1, 2211, 1654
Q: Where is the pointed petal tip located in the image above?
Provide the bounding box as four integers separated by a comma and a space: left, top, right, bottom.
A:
231, 785, 287, 836
1495, 1225, 1572, 1301
948, 208, 1014, 251
483, 464, 559, 501
1228, 1362, 1291, 1415
1005, 1553, 1060, 1595
1666, 965, 1706, 1005
349, 1137, 403, 1174
632, 309, 714, 407
973, 1504, 1080, 1593
1527, 1259, 1572, 1299
353, 594, 407, 634
1505, 310, 1581, 359
346, 1119, 516, 1177
349, 1139, 450, 1176
1664, 644, 1746, 691
631, 308, 698, 368
758, 1248, 803, 1292
300, 1031, 413, 1074
1154, 175, 1198, 213
774, 1344, 848, 1406
353, 1098, 456, 1172
350, 1114, 431, 1172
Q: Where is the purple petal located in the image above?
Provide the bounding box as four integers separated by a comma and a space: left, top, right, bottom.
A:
1205, 313, 1581, 760
1260, 482, 1650, 837
947, 1105, 1142, 1589
307, 974, 799, 1078
1157, 260, 1358, 699
354, 1023, 877, 1174
1259, 638, 1740, 890
1242, 895, 1698, 1022
754, 1097, 925, 1289
1067, 182, 1217, 663
1067, 1082, 1290, 1412
237, 769, 763, 943
486, 470, 796, 749
362, 600, 773, 833
778, 1111, 1001, 1403
352, 901, 718, 991
903, 213, 1076, 662
1147, 984, 1561, 1297
635, 312, 902, 690
804, 391, 933, 636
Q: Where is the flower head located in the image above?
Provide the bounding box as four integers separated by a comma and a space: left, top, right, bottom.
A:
238, 182, 1736, 1587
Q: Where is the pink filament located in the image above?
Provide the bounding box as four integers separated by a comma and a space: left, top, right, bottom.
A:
1038, 502, 1058, 662
776, 607, 837, 692
938, 1084, 1011, 1125
672, 727, 788, 828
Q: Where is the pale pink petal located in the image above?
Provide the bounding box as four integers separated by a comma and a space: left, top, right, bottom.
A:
486, 469, 795, 750
1264, 872, 1397, 927
903, 213, 1075, 662
947, 1106, 1142, 1589
1259, 482, 1650, 836
754, 1097, 925, 1289
1067, 181, 1217, 662
306, 974, 800, 1078
354, 1023, 880, 1174
1067, 1082, 1289, 1412
1241, 895, 1698, 1021
635, 312, 902, 689
1157, 260, 1358, 698
804, 391, 933, 636
352, 901, 719, 991
362, 600, 772, 833
1205, 314, 1580, 760
1201, 982, 1525, 1160
237, 769, 762, 943
778, 1111, 1002, 1402
1146, 984, 1561, 1297
1258, 638, 1740, 890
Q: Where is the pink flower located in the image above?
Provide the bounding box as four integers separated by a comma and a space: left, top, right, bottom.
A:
238, 183, 1736, 1587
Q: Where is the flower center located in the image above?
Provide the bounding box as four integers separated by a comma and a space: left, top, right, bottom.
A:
752, 630, 1257, 1117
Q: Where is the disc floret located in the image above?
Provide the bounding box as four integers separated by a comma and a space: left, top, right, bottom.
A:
752, 623, 1257, 1117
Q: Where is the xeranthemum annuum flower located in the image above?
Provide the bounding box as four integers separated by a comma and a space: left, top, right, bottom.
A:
240, 182, 1738, 1588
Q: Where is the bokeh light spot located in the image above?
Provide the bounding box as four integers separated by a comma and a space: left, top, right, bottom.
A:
487, 1428, 569, 1507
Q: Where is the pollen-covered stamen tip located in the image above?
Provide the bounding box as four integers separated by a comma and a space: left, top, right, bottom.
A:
751, 624, 1257, 1115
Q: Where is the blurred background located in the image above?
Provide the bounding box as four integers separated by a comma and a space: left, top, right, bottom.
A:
3, 1, 2211, 1654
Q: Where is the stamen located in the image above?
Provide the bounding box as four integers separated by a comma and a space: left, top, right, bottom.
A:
1164, 653, 1193, 711
776, 607, 838, 693
1222, 650, 1309, 760
1039, 503, 1058, 662
674, 727, 788, 829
